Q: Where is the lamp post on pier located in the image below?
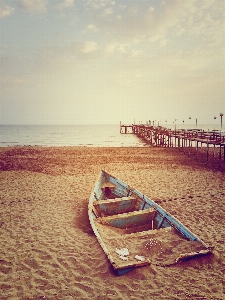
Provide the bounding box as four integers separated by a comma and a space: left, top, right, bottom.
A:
220, 112, 224, 140
214, 116, 217, 130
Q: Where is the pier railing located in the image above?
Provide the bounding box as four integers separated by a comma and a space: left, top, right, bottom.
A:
120, 124, 225, 168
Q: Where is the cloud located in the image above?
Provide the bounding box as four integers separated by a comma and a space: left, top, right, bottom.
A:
105, 43, 116, 54
86, 0, 224, 51
31, 41, 101, 74
185, 4, 225, 48
86, 0, 115, 10
80, 41, 98, 53
0, 1, 14, 18
17, 0, 48, 13
29, 38, 144, 78
102, 7, 113, 16
104, 42, 143, 59
86, 24, 98, 32
159, 39, 169, 47
127, 1, 197, 42
56, 0, 74, 11
86, 0, 115, 19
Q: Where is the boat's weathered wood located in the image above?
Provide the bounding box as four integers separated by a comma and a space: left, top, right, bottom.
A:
101, 181, 116, 199
101, 181, 116, 189
91, 205, 99, 218
93, 196, 138, 216
96, 208, 156, 229
112, 258, 151, 271
175, 249, 212, 263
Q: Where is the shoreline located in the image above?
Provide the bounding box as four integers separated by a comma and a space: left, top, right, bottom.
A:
0, 144, 224, 173
1, 146, 225, 299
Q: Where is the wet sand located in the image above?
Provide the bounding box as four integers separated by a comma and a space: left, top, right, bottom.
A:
0, 146, 225, 299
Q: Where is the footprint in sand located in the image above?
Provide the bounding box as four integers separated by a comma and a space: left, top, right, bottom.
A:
32, 248, 53, 260
24, 258, 39, 269
0, 260, 12, 274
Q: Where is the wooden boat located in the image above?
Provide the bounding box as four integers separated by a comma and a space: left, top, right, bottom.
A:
88, 170, 213, 275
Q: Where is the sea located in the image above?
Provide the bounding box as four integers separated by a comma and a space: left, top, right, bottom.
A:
0, 124, 143, 147
0, 124, 223, 147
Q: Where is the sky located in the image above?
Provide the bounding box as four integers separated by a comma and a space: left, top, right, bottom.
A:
0, 0, 225, 125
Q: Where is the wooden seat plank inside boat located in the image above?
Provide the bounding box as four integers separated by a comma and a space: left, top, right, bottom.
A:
95, 208, 156, 229
101, 181, 116, 189
93, 196, 138, 216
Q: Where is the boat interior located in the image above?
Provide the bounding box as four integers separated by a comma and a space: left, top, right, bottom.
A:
93, 181, 171, 232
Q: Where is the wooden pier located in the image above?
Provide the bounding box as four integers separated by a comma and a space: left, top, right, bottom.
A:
120, 123, 225, 169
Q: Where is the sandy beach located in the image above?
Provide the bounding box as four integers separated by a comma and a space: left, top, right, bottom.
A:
0, 146, 225, 300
